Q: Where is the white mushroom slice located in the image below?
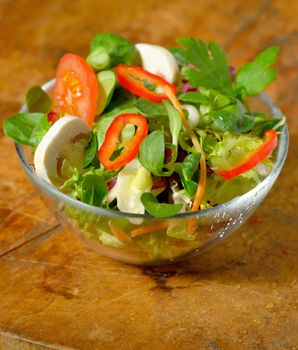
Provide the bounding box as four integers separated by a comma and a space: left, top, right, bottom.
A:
110, 158, 152, 215
182, 104, 200, 129
34, 115, 90, 184
135, 43, 179, 84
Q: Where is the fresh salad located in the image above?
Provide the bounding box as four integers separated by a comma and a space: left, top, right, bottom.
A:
3, 34, 285, 259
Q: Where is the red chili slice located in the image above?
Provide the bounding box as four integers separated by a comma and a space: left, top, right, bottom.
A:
115, 64, 176, 103
98, 113, 148, 170
214, 129, 278, 180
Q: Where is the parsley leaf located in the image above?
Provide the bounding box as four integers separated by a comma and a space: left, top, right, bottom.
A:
174, 37, 232, 94
235, 47, 280, 96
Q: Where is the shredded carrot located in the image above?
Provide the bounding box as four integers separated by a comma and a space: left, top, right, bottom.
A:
164, 86, 207, 212
131, 222, 169, 238
191, 155, 207, 212
109, 222, 131, 242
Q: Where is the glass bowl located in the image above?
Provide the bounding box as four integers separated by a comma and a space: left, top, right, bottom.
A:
15, 80, 289, 265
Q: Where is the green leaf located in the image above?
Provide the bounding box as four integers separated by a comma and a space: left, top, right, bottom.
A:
86, 47, 110, 71
138, 130, 165, 176
83, 133, 98, 168
90, 33, 137, 67
235, 47, 280, 96
182, 152, 200, 181
81, 174, 108, 207
96, 70, 117, 114
199, 87, 232, 110
94, 90, 138, 148
3, 113, 50, 147
178, 92, 209, 104
134, 99, 167, 117
95, 107, 138, 149
163, 100, 182, 146
26, 86, 52, 113
169, 47, 187, 64
210, 109, 256, 133
175, 37, 232, 94
215, 172, 260, 204
174, 154, 200, 199
204, 171, 261, 205
141, 192, 183, 217
208, 133, 263, 171
104, 88, 137, 114
252, 117, 285, 136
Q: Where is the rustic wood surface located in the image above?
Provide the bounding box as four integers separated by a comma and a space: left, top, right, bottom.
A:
0, 0, 297, 349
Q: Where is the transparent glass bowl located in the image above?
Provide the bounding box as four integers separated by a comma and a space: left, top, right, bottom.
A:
15, 80, 289, 265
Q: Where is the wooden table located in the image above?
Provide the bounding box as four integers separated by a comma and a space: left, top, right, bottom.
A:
0, 1, 297, 349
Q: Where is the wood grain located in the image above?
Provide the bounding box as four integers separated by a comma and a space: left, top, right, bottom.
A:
0, 0, 297, 349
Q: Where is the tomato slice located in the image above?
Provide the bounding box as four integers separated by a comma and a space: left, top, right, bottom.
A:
214, 129, 278, 180
53, 53, 98, 126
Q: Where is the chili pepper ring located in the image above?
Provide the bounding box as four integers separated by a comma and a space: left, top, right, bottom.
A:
98, 113, 148, 170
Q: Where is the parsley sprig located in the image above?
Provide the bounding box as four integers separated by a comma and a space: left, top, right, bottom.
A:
175, 38, 233, 95
172, 37, 279, 100
235, 46, 280, 96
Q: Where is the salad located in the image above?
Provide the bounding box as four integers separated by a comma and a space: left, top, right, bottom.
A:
3, 34, 285, 261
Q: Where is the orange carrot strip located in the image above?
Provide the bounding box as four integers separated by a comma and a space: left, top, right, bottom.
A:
131, 222, 169, 238
164, 86, 207, 212
109, 222, 131, 242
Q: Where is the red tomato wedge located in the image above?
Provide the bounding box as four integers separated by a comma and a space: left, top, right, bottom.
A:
116, 65, 176, 103
53, 53, 98, 126
214, 129, 278, 180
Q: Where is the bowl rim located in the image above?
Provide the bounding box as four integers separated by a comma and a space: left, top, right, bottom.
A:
15, 79, 289, 221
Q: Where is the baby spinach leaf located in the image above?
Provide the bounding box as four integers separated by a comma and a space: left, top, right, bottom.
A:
3, 113, 50, 147
83, 133, 98, 168
182, 178, 198, 199
86, 47, 110, 71
199, 87, 232, 110
134, 99, 167, 117
103, 88, 137, 114
236, 47, 280, 96
81, 174, 108, 207
252, 117, 284, 136
175, 154, 200, 199
26, 86, 52, 113
90, 33, 137, 67
141, 192, 183, 217
178, 92, 209, 104
210, 109, 256, 133
163, 100, 182, 146
182, 152, 200, 181
95, 107, 138, 148
139, 130, 165, 176
96, 70, 117, 114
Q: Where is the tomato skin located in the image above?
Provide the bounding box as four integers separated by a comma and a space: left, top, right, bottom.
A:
116, 65, 176, 103
47, 111, 60, 125
214, 129, 278, 180
98, 113, 148, 170
53, 53, 98, 126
